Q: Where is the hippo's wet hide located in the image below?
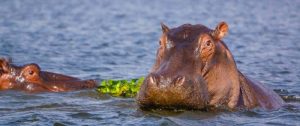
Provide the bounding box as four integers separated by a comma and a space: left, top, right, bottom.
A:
0, 58, 97, 92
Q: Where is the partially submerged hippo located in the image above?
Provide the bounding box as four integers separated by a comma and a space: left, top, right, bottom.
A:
137, 22, 284, 110
0, 58, 96, 92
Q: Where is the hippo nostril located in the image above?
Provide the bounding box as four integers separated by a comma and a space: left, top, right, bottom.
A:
174, 76, 185, 86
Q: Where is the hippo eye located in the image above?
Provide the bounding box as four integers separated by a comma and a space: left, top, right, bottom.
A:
205, 40, 212, 47
28, 70, 34, 75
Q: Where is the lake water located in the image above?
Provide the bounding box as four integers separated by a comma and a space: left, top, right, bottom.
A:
0, 0, 299, 125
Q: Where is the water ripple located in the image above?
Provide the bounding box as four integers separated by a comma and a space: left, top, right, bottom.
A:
0, 0, 299, 125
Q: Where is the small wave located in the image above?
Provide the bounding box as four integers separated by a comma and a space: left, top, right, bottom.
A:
274, 89, 300, 102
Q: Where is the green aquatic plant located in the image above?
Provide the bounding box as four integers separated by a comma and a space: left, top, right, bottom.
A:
97, 77, 145, 97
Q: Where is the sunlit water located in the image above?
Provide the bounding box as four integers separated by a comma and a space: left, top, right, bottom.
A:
0, 0, 299, 125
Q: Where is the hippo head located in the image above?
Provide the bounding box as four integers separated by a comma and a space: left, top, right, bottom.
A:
0, 58, 96, 92
137, 22, 240, 110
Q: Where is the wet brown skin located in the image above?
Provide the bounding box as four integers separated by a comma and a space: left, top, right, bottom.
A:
0, 58, 96, 93
137, 22, 284, 110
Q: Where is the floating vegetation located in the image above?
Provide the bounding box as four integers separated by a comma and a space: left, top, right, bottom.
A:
97, 77, 144, 97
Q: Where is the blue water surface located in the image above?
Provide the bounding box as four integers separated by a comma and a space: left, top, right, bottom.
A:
0, 0, 299, 125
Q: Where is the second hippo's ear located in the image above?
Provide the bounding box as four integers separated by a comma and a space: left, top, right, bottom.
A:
212, 22, 229, 40
161, 22, 170, 34
0, 58, 10, 73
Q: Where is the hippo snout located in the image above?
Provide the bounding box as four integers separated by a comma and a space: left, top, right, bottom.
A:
137, 74, 209, 110
83, 79, 97, 88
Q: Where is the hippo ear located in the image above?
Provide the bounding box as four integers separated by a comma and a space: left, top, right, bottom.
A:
0, 58, 10, 73
161, 22, 170, 34
212, 22, 229, 40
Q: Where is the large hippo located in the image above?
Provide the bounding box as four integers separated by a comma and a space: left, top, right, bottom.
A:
137, 22, 284, 110
0, 57, 96, 92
